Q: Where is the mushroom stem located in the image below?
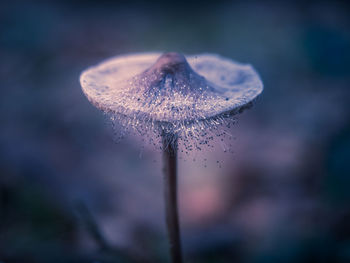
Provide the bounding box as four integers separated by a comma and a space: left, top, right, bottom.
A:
162, 132, 183, 263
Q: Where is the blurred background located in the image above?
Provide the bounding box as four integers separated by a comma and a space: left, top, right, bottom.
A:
0, 0, 350, 262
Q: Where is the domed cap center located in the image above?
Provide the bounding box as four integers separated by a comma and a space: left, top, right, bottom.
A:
149, 52, 190, 75
134, 52, 210, 95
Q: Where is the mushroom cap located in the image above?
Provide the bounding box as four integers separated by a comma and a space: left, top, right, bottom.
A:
80, 52, 263, 125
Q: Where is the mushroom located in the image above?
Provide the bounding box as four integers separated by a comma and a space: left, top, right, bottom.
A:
80, 52, 263, 263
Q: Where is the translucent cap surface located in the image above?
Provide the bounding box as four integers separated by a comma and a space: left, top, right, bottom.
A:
80, 52, 263, 123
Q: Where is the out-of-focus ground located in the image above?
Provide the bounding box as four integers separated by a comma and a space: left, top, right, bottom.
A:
0, 0, 350, 262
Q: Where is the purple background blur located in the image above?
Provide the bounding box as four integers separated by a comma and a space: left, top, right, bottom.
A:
1, 1, 350, 262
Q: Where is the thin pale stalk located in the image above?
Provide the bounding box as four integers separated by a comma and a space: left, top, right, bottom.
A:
162, 133, 183, 263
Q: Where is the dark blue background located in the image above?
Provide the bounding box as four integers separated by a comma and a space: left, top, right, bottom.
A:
0, 1, 349, 262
